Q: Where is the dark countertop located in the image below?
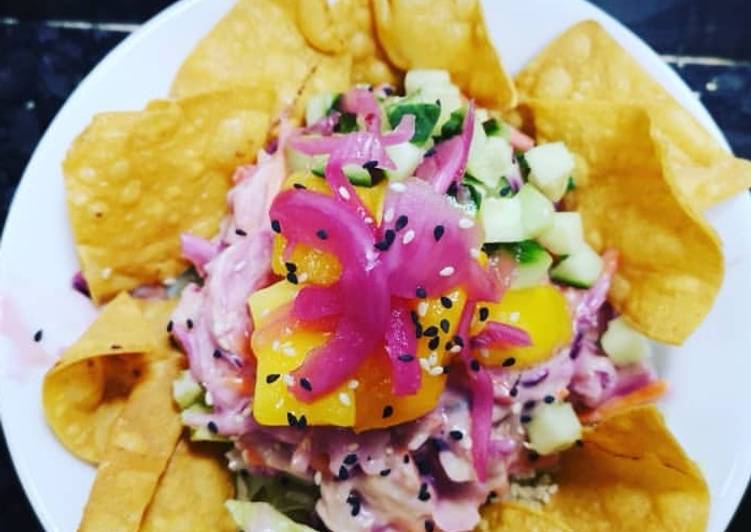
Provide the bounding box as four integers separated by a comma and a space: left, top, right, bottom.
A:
1, 1, 749, 530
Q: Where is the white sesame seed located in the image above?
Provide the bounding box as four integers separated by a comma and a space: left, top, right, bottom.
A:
429, 366, 444, 376
347, 443, 359, 451
384, 207, 395, 223
385, 446, 394, 455
204, 391, 214, 406
428, 352, 438, 366
511, 403, 522, 415
314, 471, 322, 485
339, 186, 351, 200
439, 266, 455, 277
402, 229, 415, 244
100, 267, 112, 280
480, 347, 490, 358
348, 379, 360, 389
419, 358, 431, 371
283, 374, 295, 386
272, 340, 280, 351
470, 248, 481, 258
297, 272, 309, 283
458, 217, 475, 229
283, 346, 296, 357
364, 216, 374, 224
339, 392, 352, 406
389, 182, 406, 192
417, 301, 429, 317
451, 345, 462, 353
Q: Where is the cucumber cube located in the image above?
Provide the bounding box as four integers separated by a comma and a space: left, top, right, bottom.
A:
405, 69, 451, 94
342, 164, 372, 186
538, 212, 585, 255
527, 401, 582, 455
172, 370, 203, 409
601, 316, 652, 366
225, 501, 316, 532
550, 244, 604, 288
511, 250, 553, 289
466, 136, 513, 189
305, 92, 336, 127
385, 142, 424, 181
481, 196, 526, 243
517, 183, 554, 238
525, 142, 574, 202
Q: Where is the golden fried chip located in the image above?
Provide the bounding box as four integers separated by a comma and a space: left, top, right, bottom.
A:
515, 20, 751, 209
524, 100, 723, 344
42, 293, 157, 462
79, 352, 183, 532
482, 406, 708, 532
64, 89, 271, 303
295, 0, 401, 86
141, 439, 235, 532
372, 0, 516, 109
294, 54, 353, 120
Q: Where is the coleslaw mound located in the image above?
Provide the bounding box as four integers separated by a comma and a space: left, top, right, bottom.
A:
169, 73, 659, 532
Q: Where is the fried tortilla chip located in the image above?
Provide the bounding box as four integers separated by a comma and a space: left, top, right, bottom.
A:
294, 54, 354, 119
64, 89, 271, 303
515, 20, 751, 209
372, 0, 516, 109
79, 352, 183, 532
42, 293, 158, 462
482, 406, 709, 532
141, 439, 235, 532
524, 100, 723, 344
295, 0, 401, 86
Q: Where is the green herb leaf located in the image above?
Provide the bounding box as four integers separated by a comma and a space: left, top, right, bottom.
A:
387, 103, 441, 144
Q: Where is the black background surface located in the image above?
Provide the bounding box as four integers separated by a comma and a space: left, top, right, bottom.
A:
0, 0, 749, 530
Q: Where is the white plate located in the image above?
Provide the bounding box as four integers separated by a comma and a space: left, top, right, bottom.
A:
1, 0, 749, 530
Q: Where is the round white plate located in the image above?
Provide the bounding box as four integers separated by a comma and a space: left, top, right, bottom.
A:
1, 0, 749, 530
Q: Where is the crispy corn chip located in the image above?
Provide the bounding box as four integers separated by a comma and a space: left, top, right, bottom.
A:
372, 0, 516, 109
479, 501, 572, 532
294, 54, 353, 120
295, 0, 401, 86
79, 352, 183, 532
42, 293, 157, 462
524, 100, 723, 344
64, 89, 271, 303
141, 439, 235, 532
515, 20, 751, 209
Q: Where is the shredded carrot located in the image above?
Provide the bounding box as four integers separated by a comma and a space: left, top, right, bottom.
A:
580, 379, 668, 423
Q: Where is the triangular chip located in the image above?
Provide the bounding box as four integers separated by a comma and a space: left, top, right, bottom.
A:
43, 293, 158, 462
64, 89, 271, 302
523, 100, 723, 344
372, 0, 516, 109
515, 20, 751, 209
481, 406, 708, 532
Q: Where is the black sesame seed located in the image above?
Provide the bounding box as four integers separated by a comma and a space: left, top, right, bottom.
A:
416, 286, 427, 298
528, 450, 540, 461
207, 421, 218, 434
445, 340, 454, 351
235, 228, 247, 236
284, 262, 297, 273
428, 337, 440, 350
440, 319, 450, 333
383, 86, 394, 95
423, 326, 439, 337
186, 319, 194, 330
343, 453, 358, 465
300, 378, 312, 391
576, 439, 584, 447
520, 414, 532, 423
316, 229, 328, 240
398, 354, 415, 362
470, 359, 481, 372
266, 373, 280, 384
110, 344, 122, 350
488, 490, 498, 500
338, 465, 350, 481
415, 323, 423, 338
287, 412, 298, 427
479, 307, 489, 322
379, 468, 391, 477
502, 357, 516, 367
510, 387, 518, 397
350, 502, 361, 517
363, 159, 379, 170
418, 482, 431, 501
440, 296, 453, 309
403, 454, 410, 464
410, 310, 420, 325
544, 395, 555, 404
425, 520, 435, 532
297, 415, 308, 429
442, 365, 452, 374
453, 335, 464, 347
447, 182, 459, 196
166, 320, 174, 333
524, 400, 536, 409
382, 405, 394, 418
213, 349, 222, 359
271, 219, 281, 233
425, 147, 436, 157
433, 225, 445, 241
395, 215, 409, 231
286, 272, 299, 284
449, 430, 463, 441
293, 183, 307, 190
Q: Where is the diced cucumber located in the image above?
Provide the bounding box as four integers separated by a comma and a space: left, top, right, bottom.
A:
481, 196, 525, 243
387, 102, 441, 145
498, 241, 553, 289
527, 401, 582, 455
466, 136, 513, 190
537, 212, 585, 255
304, 92, 336, 127
517, 183, 554, 238
226, 500, 316, 532
285, 147, 327, 175
342, 164, 372, 186
181, 403, 229, 442
601, 316, 652, 366
172, 370, 203, 409
550, 244, 603, 288
525, 142, 575, 202
385, 142, 424, 181
404, 69, 451, 94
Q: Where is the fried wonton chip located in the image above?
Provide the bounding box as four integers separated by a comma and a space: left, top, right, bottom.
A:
523, 100, 723, 344
515, 20, 751, 209
43, 293, 158, 462
295, 0, 401, 86
141, 439, 235, 532
79, 352, 183, 532
64, 89, 271, 303
481, 406, 709, 532
372, 0, 516, 110
294, 54, 354, 119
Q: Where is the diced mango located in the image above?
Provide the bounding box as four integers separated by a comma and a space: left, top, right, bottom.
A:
248, 280, 300, 329
471, 285, 572, 369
